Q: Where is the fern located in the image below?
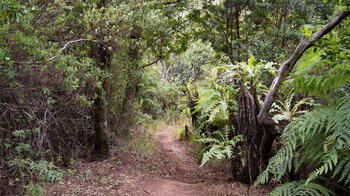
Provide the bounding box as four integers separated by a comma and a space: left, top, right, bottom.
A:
255, 93, 350, 194
198, 126, 242, 167
270, 181, 335, 196
225, 56, 277, 84
294, 46, 322, 75
270, 93, 318, 124
293, 70, 350, 97
196, 82, 236, 128
256, 14, 350, 195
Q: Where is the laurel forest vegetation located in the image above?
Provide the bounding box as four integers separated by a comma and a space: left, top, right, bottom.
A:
0, 0, 349, 195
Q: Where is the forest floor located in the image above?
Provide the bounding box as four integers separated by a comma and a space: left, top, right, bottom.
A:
45, 123, 271, 195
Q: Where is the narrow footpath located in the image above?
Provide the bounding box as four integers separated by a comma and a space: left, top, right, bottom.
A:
131, 126, 269, 196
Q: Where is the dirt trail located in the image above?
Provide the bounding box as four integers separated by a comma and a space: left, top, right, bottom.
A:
135, 129, 228, 196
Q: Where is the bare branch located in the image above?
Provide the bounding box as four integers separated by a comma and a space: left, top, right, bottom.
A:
59, 39, 98, 52
258, 10, 350, 126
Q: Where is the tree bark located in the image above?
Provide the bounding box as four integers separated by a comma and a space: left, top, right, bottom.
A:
92, 43, 111, 158
89, 0, 111, 159
118, 25, 141, 137
93, 93, 110, 158
237, 81, 278, 184
118, 71, 138, 138
235, 2, 240, 61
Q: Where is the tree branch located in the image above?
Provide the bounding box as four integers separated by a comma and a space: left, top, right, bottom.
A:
258, 10, 350, 126
0, 39, 98, 65
156, 0, 182, 6
59, 39, 98, 52
138, 58, 161, 70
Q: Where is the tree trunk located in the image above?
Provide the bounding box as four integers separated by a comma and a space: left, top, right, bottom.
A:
235, 2, 240, 61
93, 94, 110, 158
237, 81, 278, 184
118, 71, 137, 138
91, 43, 111, 158
118, 25, 140, 137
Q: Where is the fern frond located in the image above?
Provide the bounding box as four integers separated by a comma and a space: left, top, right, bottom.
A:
294, 70, 350, 97
199, 126, 242, 167
201, 145, 221, 167
270, 181, 335, 196
271, 94, 316, 124
295, 46, 322, 75
306, 148, 338, 184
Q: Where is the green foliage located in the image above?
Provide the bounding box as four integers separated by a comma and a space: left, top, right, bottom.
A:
224, 56, 277, 102
24, 183, 45, 196
129, 127, 158, 157
8, 159, 66, 183
167, 40, 215, 85
198, 126, 242, 167
269, 180, 335, 196
294, 71, 350, 97
188, 0, 333, 62
134, 69, 181, 123
260, 14, 350, 195
0, 0, 348, 194
0, 0, 24, 25
225, 56, 277, 85
270, 94, 318, 124
292, 17, 350, 98
196, 82, 237, 128
174, 127, 186, 140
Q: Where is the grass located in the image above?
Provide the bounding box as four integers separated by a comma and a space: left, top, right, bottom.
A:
129, 131, 158, 157
127, 119, 190, 160
144, 119, 168, 131
127, 120, 166, 157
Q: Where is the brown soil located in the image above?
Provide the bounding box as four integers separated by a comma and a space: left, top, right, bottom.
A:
45, 124, 271, 195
